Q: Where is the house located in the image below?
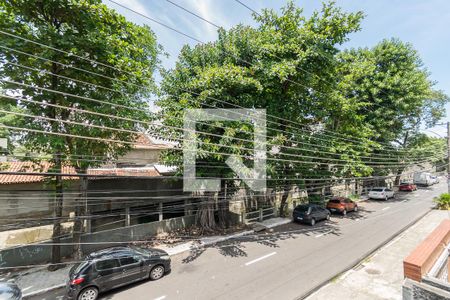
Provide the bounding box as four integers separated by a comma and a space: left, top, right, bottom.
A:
0, 134, 184, 232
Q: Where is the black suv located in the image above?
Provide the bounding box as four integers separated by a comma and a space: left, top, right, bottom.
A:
66, 246, 171, 300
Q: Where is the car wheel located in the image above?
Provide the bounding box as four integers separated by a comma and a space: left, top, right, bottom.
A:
354, 205, 358, 212
342, 209, 347, 216
150, 265, 165, 280
78, 287, 98, 300
310, 218, 316, 226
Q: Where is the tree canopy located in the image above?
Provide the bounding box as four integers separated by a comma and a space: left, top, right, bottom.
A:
0, 0, 161, 263
157, 1, 448, 220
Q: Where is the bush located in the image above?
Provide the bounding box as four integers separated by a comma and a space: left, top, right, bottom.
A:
308, 194, 325, 205
348, 194, 361, 201
434, 193, 450, 210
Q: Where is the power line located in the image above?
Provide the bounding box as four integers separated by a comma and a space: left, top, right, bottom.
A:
110, 0, 402, 149
3, 109, 443, 166
0, 35, 418, 153
233, 0, 261, 16
2, 89, 437, 164
2, 124, 445, 169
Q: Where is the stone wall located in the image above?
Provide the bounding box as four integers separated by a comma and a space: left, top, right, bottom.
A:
0, 215, 195, 268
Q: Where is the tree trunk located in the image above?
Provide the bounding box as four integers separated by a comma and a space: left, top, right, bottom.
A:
218, 181, 229, 229
278, 185, 290, 217
394, 167, 404, 186
195, 193, 216, 233
72, 176, 88, 260
49, 154, 63, 271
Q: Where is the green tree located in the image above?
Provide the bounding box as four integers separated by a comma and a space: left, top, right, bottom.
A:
336, 39, 449, 183
0, 0, 160, 266
157, 1, 365, 224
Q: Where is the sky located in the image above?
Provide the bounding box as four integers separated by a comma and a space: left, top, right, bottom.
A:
104, 0, 450, 137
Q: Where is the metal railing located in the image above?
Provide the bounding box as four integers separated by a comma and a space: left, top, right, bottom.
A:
244, 207, 276, 223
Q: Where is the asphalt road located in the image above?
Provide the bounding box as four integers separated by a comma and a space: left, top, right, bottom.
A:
31, 182, 447, 300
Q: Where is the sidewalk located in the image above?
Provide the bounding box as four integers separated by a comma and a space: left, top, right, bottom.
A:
12, 217, 290, 298
307, 209, 450, 300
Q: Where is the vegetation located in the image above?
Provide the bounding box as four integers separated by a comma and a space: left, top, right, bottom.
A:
434, 193, 450, 210
0, 0, 160, 265
0, 1, 448, 242
157, 1, 448, 227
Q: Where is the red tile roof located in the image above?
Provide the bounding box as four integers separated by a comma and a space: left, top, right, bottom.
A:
0, 161, 161, 184
134, 134, 173, 150
0, 161, 78, 184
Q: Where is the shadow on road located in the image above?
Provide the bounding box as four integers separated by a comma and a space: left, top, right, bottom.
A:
181, 207, 375, 264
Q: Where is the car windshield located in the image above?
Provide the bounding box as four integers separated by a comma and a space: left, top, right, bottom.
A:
371, 188, 384, 192
129, 246, 149, 255
329, 199, 341, 203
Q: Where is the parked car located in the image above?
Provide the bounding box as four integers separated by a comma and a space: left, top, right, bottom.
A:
430, 176, 440, 184
292, 204, 330, 226
368, 187, 395, 200
399, 182, 417, 192
413, 172, 433, 186
326, 197, 358, 215
0, 282, 22, 300
66, 246, 171, 300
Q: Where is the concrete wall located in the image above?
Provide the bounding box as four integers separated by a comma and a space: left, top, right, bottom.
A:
0, 222, 73, 250
0, 215, 195, 268
403, 278, 450, 300
117, 148, 163, 166
0, 181, 80, 228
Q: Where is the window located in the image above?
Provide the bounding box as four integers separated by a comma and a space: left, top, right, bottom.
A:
119, 256, 140, 266
294, 205, 310, 212
95, 259, 120, 270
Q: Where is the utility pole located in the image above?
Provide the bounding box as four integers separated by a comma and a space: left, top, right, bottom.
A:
447, 122, 450, 193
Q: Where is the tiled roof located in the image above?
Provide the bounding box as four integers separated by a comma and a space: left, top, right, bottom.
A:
0, 162, 161, 184
0, 161, 78, 184
134, 134, 173, 150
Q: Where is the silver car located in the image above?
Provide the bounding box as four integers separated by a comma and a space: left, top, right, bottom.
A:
368, 187, 395, 200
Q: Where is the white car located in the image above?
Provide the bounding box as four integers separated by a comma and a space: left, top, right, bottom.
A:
430, 176, 440, 184
368, 187, 395, 200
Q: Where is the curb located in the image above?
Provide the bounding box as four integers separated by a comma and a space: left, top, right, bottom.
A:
23, 218, 291, 298
297, 208, 433, 300
23, 283, 66, 299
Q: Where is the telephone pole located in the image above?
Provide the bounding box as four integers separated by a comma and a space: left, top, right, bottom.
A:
447, 122, 450, 193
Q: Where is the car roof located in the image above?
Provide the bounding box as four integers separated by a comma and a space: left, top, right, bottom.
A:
295, 203, 321, 208
330, 197, 348, 201
87, 247, 135, 260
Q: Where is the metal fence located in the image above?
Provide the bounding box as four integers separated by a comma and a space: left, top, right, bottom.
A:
244, 207, 276, 223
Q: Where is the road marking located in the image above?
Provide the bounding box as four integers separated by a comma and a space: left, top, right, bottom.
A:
245, 252, 277, 266
154, 296, 167, 300
401, 199, 408, 203
382, 206, 390, 211
315, 230, 333, 238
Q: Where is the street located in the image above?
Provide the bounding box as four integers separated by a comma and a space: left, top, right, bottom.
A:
30, 181, 447, 300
